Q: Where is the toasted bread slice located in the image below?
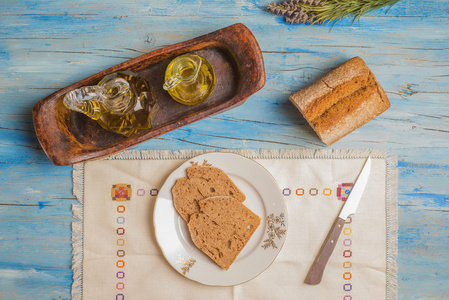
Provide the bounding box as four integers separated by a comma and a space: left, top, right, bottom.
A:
172, 161, 246, 222
188, 196, 261, 270
172, 177, 203, 222
186, 162, 246, 202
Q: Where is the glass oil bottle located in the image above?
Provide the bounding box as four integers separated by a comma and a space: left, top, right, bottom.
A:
63, 71, 159, 137
163, 53, 215, 105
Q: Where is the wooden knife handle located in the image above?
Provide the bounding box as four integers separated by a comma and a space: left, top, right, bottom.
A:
305, 217, 346, 285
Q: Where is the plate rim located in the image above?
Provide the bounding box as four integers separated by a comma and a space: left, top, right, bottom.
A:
153, 152, 288, 286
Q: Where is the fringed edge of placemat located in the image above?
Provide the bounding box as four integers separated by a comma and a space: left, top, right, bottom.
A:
72, 163, 84, 300
384, 151, 399, 300
104, 148, 394, 161
71, 148, 398, 300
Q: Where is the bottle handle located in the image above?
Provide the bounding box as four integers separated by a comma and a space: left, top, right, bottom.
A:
163, 54, 203, 91
163, 75, 181, 91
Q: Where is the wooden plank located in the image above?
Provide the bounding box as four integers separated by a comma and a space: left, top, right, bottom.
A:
0, 0, 448, 299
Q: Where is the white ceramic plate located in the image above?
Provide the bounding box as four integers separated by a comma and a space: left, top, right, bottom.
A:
154, 152, 288, 286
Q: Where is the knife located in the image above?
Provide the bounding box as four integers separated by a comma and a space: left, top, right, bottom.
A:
305, 157, 372, 285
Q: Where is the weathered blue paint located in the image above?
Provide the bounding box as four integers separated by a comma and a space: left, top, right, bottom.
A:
1, 0, 448, 299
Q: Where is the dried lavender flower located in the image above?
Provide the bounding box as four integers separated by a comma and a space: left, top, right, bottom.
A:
267, 0, 400, 26
268, 0, 320, 24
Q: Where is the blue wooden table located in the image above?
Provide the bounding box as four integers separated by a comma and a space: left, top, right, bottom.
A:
1, 1, 448, 299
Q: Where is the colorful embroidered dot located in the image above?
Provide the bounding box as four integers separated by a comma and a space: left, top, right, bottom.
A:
337, 183, 354, 201
111, 184, 132, 201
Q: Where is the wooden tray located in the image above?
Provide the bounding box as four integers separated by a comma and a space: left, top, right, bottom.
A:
32, 23, 265, 166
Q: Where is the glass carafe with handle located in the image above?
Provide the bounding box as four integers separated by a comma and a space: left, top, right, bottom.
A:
163, 53, 215, 105
63, 70, 159, 137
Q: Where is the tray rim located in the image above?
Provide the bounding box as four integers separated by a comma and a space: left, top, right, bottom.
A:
32, 23, 266, 166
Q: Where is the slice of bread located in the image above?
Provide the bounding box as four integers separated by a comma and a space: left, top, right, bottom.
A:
186, 162, 246, 202
188, 196, 261, 270
172, 177, 203, 222
172, 161, 246, 222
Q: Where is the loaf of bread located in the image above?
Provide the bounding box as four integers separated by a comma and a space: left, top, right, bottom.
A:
188, 196, 261, 270
172, 161, 246, 222
289, 57, 390, 145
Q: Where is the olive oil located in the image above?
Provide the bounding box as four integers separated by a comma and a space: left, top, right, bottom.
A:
63, 71, 159, 137
163, 54, 215, 105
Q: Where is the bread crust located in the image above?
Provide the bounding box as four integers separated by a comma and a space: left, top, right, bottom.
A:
289, 57, 390, 145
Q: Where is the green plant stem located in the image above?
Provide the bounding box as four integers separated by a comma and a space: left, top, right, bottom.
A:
268, 0, 401, 26
309, 0, 400, 25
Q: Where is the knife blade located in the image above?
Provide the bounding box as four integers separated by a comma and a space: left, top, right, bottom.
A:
305, 157, 372, 285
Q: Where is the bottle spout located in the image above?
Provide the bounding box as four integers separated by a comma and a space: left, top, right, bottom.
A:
163, 75, 181, 91
63, 85, 104, 120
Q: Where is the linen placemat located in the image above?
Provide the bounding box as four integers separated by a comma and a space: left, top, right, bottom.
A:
71, 149, 398, 300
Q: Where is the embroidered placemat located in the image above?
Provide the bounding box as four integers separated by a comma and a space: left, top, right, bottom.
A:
71, 149, 398, 300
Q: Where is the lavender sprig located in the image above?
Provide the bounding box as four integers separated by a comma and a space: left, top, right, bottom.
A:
268, 0, 326, 25
267, 0, 400, 26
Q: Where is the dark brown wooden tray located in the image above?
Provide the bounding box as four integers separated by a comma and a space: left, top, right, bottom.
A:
33, 23, 265, 166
